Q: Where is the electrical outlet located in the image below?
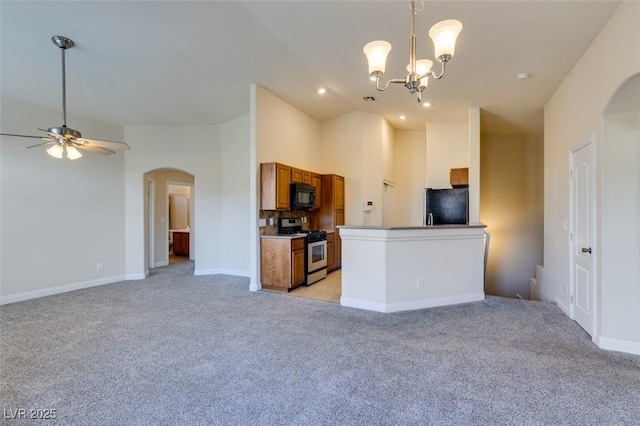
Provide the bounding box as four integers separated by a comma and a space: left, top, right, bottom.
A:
258, 218, 266, 227
97, 263, 103, 271
417, 278, 423, 288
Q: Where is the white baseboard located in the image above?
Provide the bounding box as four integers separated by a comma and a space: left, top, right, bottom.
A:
194, 268, 250, 277
126, 273, 148, 280
154, 260, 169, 268
340, 297, 388, 312
595, 335, 640, 356
0, 275, 126, 306
556, 298, 570, 316
341, 293, 485, 313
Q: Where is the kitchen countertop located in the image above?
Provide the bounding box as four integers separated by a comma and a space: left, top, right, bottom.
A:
260, 234, 306, 239
338, 223, 486, 230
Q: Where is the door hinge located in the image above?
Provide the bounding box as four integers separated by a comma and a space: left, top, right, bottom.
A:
570, 233, 573, 241
571, 295, 574, 304
570, 170, 574, 179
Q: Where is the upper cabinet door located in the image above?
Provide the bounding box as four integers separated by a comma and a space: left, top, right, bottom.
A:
311, 174, 322, 210
260, 162, 291, 210
290, 167, 303, 183
334, 176, 345, 210
276, 164, 291, 209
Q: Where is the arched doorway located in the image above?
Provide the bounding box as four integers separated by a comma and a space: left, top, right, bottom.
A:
144, 168, 195, 269
599, 73, 640, 349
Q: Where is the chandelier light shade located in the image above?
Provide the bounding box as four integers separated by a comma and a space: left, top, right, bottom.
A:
429, 20, 463, 60
46, 142, 83, 159
363, 41, 392, 75
363, 0, 462, 102
407, 59, 433, 89
65, 145, 83, 160
47, 144, 64, 159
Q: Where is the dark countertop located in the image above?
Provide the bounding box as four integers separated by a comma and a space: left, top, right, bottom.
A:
338, 223, 486, 230
260, 234, 306, 239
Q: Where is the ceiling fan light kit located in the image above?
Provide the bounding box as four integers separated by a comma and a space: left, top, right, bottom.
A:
363, 0, 462, 103
0, 36, 130, 159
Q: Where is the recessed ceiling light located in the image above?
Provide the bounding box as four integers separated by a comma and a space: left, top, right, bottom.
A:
317, 88, 327, 95
517, 72, 530, 80
422, 102, 431, 107
399, 115, 407, 120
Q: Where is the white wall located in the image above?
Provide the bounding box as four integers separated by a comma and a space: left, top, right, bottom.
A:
359, 113, 388, 226
426, 122, 469, 189
254, 85, 321, 169
221, 114, 251, 275
393, 130, 427, 226
544, 1, 640, 352
601, 107, 639, 341
0, 100, 125, 303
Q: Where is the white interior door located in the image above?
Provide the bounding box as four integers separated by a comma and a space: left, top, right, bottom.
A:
570, 140, 595, 335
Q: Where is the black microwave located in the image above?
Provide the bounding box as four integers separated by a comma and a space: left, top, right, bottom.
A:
290, 183, 316, 209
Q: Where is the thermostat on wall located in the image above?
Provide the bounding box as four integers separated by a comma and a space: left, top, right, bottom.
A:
363, 201, 373, 212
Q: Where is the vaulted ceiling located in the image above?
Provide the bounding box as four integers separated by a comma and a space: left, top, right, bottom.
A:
0, 1, 621, 135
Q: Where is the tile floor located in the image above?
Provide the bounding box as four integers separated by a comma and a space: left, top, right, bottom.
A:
287, 270, 342, 304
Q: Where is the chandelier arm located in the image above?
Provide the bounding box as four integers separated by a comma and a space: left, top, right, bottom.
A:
418, 60, 447, 81
375, 77, 407, 91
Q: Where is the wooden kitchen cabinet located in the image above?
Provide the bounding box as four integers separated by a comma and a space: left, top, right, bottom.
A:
311, 173, 322, 211
261, 162, 291, 210
260, 237, 306, 291
334, 175, 345, 210
290, 167, 313, 186
290, 167, 303, 183
315, 174, 345, 270
326, 232, 335, 272
172, 232, 189, 256
302, 170, 312, 185
450, 167, 469, 186
318, 175, 345, 231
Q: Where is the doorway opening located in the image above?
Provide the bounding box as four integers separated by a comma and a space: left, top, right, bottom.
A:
168, 182, 193, 264
144, 168, 195, 270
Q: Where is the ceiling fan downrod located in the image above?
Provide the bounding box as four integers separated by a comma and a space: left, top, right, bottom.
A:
52, 36, 74, 129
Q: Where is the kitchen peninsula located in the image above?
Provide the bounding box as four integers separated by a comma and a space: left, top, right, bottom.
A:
338, 224, 487, 313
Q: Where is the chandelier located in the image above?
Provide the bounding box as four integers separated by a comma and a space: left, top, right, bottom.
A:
363, 0, 462, 103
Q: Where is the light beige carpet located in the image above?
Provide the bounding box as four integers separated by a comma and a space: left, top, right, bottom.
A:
288, 270, 341, 303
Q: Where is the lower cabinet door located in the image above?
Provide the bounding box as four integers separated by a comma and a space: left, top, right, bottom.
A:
327, 242, 335, 272
292, 249, 306, 287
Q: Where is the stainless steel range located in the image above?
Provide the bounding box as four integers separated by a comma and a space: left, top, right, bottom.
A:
278, 217, 327, 285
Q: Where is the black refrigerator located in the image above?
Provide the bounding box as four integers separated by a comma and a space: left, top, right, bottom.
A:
424, 187, 469, 225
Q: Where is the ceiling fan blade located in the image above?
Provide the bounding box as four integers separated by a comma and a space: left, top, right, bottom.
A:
75, 138, 130, 151
72, 143, 116, 156
1, 132, 51, 140
26, 141, 57, 149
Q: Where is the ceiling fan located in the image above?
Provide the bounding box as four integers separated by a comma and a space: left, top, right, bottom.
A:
1, 36, 130, 160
